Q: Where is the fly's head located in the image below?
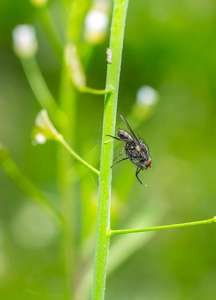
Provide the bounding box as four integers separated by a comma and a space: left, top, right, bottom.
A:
140, 157, 152, 170
139, 139, 151, 168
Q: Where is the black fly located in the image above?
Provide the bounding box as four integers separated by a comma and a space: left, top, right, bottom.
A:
107, 112, 151, 186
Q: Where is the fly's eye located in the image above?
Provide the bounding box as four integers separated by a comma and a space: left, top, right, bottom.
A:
145, 157, 152, 168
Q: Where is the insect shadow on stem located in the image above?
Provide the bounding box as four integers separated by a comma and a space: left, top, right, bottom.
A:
107, 112, 151, 186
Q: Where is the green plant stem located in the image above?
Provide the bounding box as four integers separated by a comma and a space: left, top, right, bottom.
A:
92, 0, 129, 299
79, 86, 113, 95
65, 43, 113, 96
38, 4, 64, 62
68, 0, 91, 44
58, 0, 92, 295
58, 62, 77, 296
21, 56, 65, 124
0, 147, 63, 228
75, 201, 165, 300
56, 134, 100, 176
109, 217, 216, 236
33, 108, 99, 175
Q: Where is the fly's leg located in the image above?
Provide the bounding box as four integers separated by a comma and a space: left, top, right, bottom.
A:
106, 135, 132, 142
110, 157, 130, 168
131, 158, 142, 169
131, 157, 147, 186
106, 134, 120, 141
113, 147, 125, 161
135, 167, 147, 186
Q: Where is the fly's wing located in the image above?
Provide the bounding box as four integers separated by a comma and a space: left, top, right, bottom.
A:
138, 136, 150, 155
118, 111, 139, 143
118, 129, 134, 141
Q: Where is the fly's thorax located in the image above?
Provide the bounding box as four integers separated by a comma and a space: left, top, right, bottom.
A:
125, 141, 136, 149
125, 141, 143, 160
125, 141, 136, 156
117, 129, 133, 141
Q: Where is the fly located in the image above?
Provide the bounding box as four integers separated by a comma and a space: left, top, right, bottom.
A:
107, 112, 152, 186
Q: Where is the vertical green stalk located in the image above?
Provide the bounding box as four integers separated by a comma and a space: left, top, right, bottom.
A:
58, 63, 77, 296
38, 5, 64, 61
92, 0, 129, 299
58, 1, 91, 295
58, 7, 77, 295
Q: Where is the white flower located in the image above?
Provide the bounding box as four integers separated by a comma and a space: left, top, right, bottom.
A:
133, 85, 159, 120
136, 85, 158, 106
32, 109, 60, 145
84, 7, 109, 44
30, 0, 48, 7
12, 25, 38, 58
35, 133, 46, 144
85, 10, 108, 33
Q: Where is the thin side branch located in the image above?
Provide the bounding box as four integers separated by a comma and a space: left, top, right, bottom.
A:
57, 134, 100, 176
108, 217, 216, 237
79, 86, 114, 95
33, 109, 99, 176
38, 4, 64, 61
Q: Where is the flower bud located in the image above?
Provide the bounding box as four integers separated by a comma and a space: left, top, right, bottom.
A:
133, 85, 159, 120
34, 133, 47, 144
12, 25, 38, 58
84, 1, 110, 44
32, 110, 59, 145
30, 0, 48, 7
65, 44, 86, 89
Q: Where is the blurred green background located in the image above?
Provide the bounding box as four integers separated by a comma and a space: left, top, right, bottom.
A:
0, 0, 216, 299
